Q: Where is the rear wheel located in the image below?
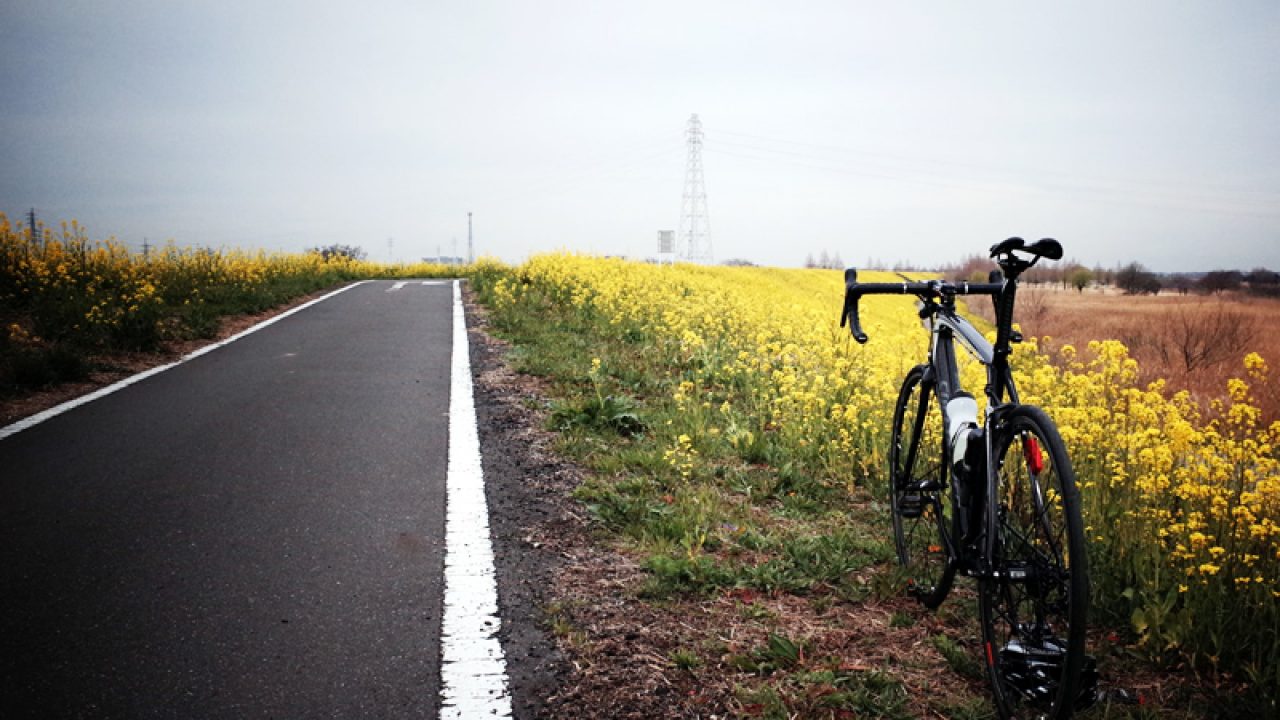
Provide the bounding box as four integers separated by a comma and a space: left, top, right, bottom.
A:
888, 365, 955, 609
980, 406, 1090, 719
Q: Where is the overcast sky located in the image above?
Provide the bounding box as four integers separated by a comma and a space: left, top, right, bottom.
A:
2, 1, 1277, 271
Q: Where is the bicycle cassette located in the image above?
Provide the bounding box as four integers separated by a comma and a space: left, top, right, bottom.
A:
997, 639, 1099, 709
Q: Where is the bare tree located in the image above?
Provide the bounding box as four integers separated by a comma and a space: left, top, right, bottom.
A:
1198, 270, 1243, 295
1144, 302, 1260, 372
944, 253, 994, 282
1245, 268, 1280, 298
1017, 285, 1051, 326
1116, 262, 1161, 295
1166, 274, 1195, 295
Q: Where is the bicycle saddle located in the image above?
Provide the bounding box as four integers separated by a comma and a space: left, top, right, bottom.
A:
990, 237, 1025, 256
989, 237, 1063, 261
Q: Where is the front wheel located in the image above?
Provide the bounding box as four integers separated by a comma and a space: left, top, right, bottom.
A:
980, 406, 1090, 720
888, 365, 955, 609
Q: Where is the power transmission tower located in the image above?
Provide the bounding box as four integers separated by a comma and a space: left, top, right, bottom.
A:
467, 212, 474, 264
677, 114, 712, 263
27, 208, 39, 246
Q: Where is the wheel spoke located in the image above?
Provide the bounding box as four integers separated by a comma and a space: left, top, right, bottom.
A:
889, 367, 954, 609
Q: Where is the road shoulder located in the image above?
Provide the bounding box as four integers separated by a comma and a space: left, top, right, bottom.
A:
465, 289, 577, 718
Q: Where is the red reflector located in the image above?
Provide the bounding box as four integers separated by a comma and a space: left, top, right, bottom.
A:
1023, 436, 1044, 474
985, 641, 995, 666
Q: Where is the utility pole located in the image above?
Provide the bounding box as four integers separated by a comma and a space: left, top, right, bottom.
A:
467, 212, 474, 264
677, 114, 712, 263
142, 238, 151, 260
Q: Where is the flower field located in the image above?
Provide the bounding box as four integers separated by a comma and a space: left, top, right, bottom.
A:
5, 216, 1276, 709
0, 215, 459, 393
474, 253, 1279, 703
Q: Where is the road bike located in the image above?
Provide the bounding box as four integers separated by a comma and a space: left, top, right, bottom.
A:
840, 237, 1096, 719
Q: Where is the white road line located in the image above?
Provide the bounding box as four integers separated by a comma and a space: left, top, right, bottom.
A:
388, 280, 448, 291
0, 281, 371, 442
440, 280, 512, 719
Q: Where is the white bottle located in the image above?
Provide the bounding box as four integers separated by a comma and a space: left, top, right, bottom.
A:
946, 394, 979, 469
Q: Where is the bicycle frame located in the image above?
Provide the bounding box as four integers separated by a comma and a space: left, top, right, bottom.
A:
925, 301, 1012, 567
870, 279, 1032, 578
930, 305, 1009, 404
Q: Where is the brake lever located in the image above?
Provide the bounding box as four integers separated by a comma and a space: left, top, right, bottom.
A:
841, 269, 869, 343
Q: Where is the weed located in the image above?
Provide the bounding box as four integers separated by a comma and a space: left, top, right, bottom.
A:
739, 601, 777, 623
932, 696, 997, 719
669, 648, 702, 670
809, 593, 835, 614
734, 685, 786, 718
888, 610, 915, 629
549, 393, 645, 436
728, 633, 808, 676
637, 553, 734, 598
542, 600, 589, 652
737, 666, 912, 719
931, 634, 984, 681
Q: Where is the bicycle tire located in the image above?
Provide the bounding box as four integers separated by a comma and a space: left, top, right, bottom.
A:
980, 405, 1089, 720
889, 364, 955, 609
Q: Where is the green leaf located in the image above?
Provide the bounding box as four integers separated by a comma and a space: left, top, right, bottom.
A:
1131, 608, 1149, 635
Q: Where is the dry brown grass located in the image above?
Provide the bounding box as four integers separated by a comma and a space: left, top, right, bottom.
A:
984, 286, 1280, 422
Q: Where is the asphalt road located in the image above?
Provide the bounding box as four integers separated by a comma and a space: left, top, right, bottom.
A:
1, 280, 459, 719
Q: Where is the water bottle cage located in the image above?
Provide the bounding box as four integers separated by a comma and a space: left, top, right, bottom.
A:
953, 427, 987, 477
951, 426, 987, 544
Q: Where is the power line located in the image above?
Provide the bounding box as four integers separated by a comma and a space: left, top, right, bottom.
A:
712, 127, 1280, 216
705, 143, 969, 189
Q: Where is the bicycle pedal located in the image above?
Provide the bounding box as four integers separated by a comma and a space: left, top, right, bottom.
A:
897, 493, 925, 518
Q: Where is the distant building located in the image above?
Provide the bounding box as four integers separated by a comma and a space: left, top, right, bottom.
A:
657, 230, 675, 265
